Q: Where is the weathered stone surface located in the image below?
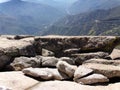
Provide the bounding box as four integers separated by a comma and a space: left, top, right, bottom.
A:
47, 68, 69, 80
56, 61, 77, 78
76, 74, 109, 85
83, 63, 120, 78
63, 48, 81, 56
42, 49, 54, 56
23, 68, 53, 80
41, 56, 59, 67
0, 38, 36, 57
110, 49, 120, 60
0, 38, 36, 70
11, 56, 42, 71
0, 71, 39, 90
34, 36, 120, 57
23, 67, 68, 80
72, 52, 109, 65
83, 59, 120, 66
28, 80, 120, 90
59, 57, 75, 65
74, 66, 93, 82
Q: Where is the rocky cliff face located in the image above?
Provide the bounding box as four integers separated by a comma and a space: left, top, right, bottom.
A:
1, 35, 120, 90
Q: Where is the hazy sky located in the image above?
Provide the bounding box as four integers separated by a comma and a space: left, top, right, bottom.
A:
0, 0, 10, 3
0, 0, 77, 4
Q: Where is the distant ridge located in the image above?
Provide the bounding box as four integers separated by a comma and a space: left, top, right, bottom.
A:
0, 0, 64, 35
43, 6, 120, 36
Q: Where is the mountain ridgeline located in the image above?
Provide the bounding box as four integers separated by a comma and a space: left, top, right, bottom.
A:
43, 5, 120, 36
69, 0, 120, 14
0, 0, 65, 35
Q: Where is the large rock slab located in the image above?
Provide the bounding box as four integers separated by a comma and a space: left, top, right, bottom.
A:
41, 56, 75, 67
74, 66, 94, 82
28, 80, 120, 90
10, 56, 42, 71
0, 38, 36, 70
76, 74, 109, 85
83, 59, 120, 66
23, 68, 68, 80
72, 52, 109, 65
41, 56, 59, 67
82, 63, 120, 78
34, 36, 120, 57
56, 61, 77, 78
0, 71, 39, 90
0, 38, 36, 57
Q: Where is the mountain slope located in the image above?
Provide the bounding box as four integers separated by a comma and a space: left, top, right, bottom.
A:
43, 6, 120, 36
69, 0, 120, 14
0, 0, 64, 35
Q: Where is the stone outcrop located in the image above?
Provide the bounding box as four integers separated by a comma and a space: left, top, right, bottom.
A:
23, 67, 68, 80
34, 36, 120, 57
83, 59, 120, 66
0, 37, 36, 70
72, 52, 109, 65
1, 35, 120, 89
74, 66, 94, 81
11, 56, 42, 71
82, 63, 120, 78
41, 56, 59, 67
75, 74, 109, 85
0, 38, 36, 57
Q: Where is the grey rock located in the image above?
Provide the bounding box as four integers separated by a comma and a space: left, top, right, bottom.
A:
59, 57, 75, 65
23, 67, 68, 80
72, 52, 109, 65
0, 38, 36, 57
41, 56, 59, 67
23, 68, 53, 80
76, 74, 109, 85
56, 61, 77, 78
11, 56, 42, 71
63, 48, 81, 56
83, 63, 120, 78
83, 59, 120, 66
74, 66, 93, 82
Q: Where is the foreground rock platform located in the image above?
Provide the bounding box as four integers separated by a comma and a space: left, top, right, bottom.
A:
0, 35, 120, 89
0, 71, 39, 90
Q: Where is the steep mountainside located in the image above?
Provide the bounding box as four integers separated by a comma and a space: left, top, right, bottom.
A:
43, 6, 120, 36
0, 0, 64, 35
69, 0, 120, 14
